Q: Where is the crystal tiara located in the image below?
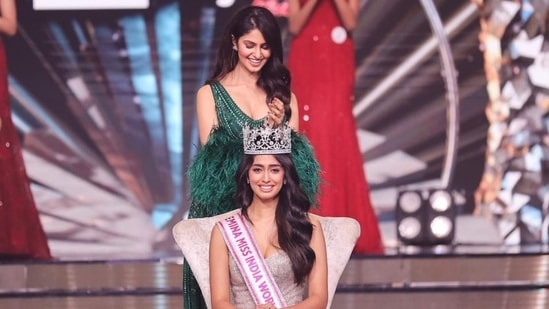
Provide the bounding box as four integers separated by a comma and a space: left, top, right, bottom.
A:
242, 122, 292, 154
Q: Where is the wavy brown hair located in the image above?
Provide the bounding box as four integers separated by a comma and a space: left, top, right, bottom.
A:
206, 6, 292, 120
233, 154, 314, 285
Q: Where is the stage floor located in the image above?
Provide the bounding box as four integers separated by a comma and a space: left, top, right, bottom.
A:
1, 247, 549, 309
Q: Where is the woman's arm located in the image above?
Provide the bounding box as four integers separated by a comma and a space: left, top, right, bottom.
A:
333, 0, 360, 31
196, 84, 219, 145
287, 0, 319, 35
286, 216, 328, 309
209, 225, 238, 309
288, 92, 299, 131
0, 0, 17, 36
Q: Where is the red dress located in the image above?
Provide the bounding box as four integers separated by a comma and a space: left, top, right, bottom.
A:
0, 39, 51, 260
288, 0, 383, 254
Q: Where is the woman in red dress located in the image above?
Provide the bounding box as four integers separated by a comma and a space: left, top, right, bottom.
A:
287, 0, 383, 254
0, 0, 51, 260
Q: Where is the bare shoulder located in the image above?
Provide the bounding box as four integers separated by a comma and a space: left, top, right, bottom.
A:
196, 84, 214, 101
308, 213, 322, 229
210, 223, 221, 238
196, 84, 216, 124
210, 224, 225, 249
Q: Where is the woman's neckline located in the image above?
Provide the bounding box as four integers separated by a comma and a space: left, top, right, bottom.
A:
214, 81, 267, 123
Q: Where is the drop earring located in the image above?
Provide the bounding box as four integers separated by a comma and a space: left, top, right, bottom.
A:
232, 45, 238, 51
283, 179, 287, 185
246, 178, 249, 184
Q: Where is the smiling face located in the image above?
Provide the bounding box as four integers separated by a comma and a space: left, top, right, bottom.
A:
234, 29, 271, 74
248, 154, 285, 203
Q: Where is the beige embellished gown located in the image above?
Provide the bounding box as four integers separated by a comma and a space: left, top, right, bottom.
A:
228, 251, 307, 308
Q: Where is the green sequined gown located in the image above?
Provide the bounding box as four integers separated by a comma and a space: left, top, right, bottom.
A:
183, 82, 321, 309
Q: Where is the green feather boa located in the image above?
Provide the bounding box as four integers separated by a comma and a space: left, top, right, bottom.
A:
187, 126, 321, 218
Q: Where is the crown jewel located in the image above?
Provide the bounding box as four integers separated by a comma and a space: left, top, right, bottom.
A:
243, 122, 292, 154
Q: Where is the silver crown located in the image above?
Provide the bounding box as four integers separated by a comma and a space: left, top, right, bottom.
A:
242, 122, 292, 154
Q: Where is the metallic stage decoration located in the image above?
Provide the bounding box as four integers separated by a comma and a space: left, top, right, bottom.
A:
473, 0, 549, 244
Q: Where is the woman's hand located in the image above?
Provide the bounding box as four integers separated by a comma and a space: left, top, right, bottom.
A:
287, 0, 319, 35
267, 98, 285, 127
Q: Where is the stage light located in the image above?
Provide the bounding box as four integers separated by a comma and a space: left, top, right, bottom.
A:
396, 190, 425, 245
430, 216, 453, 238
399, 191, 423, 213
396, 189, 457, 246
398, 217, 422, 239
429, 190, 452, 212
216, 0, 235, 8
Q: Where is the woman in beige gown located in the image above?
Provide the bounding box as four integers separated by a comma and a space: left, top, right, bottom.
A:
209, 124, 328, 309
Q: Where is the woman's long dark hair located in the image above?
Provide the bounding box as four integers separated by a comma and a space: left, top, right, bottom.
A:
206, 6, 292, 120
233, 154, 315, 285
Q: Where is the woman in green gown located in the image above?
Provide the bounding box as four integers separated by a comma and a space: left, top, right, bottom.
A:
184, 6, 321, 308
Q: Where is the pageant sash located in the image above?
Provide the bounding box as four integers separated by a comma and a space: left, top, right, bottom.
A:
217, 213, 287, 308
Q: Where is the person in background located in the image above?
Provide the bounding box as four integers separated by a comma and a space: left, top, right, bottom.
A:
0, 0, 51, 260
287, 0, 384, 254
184, 6, 321, 308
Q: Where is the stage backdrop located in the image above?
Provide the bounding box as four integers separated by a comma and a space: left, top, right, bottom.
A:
5, 0, 507, 258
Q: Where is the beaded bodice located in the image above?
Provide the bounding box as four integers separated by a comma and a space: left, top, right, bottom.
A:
210, 82, 266, 139
228, 250, 307, 308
